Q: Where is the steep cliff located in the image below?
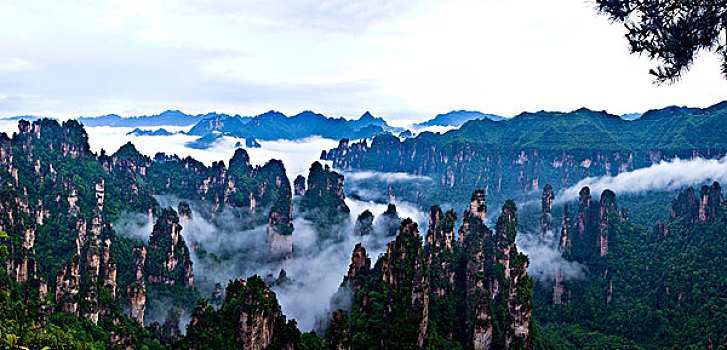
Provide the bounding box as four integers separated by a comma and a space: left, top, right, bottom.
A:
336, 190, 533, 349
535, 183, 727, 348
145, 208, 193, 287
181, 275, 300, 349
322, 104, 727, 207
300, 162, 350, 238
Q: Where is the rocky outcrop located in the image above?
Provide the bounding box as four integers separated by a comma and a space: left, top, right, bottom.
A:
55, 256, 81, 316
268, 178, 294, 259
598, 190, 618, 257
699, 182, 723, 223
541, 183, 554, 234
554, 205, 573, 306
339, 190, 533, 349
353, 210, 374, 236
146, 208, 194, 287
178, 201, 192, 220
184, 276, 298, 350
671, 187, 700, 222
378, 203, 400, 237
300, 162, 350, 238
293, 175, 306, 196
128, 281, 147, 325
380, 218, 430, 348
344, 243, 370, 290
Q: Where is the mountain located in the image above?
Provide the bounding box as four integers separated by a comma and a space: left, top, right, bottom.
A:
185, 113, 251, 135
126, 127, 174, 136
415, 110, 505, 127
187, 110, 398, 140
323, 101, 727, 208
77, 110, 214, 127
335, 191, 534, 349
534, 183, 727, 348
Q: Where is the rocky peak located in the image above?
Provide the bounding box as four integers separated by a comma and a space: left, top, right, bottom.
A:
671, 186, 700, 222
559, 205, 573, 259
699, 182, 723, 222
426, 206, 457, 252
177, 201, 192, 220
344, 243, 370, 288
268, 181, 294, 260
146, 208, 194, 287
293, 174, 306, 196
300, 161, 350, 236
469, 189, 487, 221
598, 189, 618, 257
379, 203, 401, 237
541, 183, 554, 234
229, 148, 252, 173
354, 210, 374, 236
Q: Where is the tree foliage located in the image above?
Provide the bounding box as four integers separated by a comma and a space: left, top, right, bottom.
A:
597, 0, 727, 82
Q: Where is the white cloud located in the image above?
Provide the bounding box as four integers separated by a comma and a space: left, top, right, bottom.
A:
556, 156, 727, 203
0, 0, 725, 121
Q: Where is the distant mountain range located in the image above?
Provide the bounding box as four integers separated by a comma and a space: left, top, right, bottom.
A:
185, 110, 405, 141
414, 110, 505, 127
5, 108, 648, 143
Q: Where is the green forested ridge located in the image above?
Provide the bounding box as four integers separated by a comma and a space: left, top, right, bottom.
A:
325, 102, 727, 209
0, 117, 726, 349
534, 183, 727, 349
0, 118, 294, 349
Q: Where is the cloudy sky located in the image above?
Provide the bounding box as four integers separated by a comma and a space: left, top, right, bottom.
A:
1, 0, 726, 122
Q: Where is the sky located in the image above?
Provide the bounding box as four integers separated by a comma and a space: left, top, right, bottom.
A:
1, 0, 726, 122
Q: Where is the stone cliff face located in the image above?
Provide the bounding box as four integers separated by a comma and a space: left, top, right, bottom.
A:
146, 208, 194, 287
541, 183, 554, 234
671, 182, 724, 224
321, 108, 727, 207
554, 204, 573, 306
184, 276, 298, 350
268, 181, 294, 259
339, 190, 533, 349
300, 161, 350, 238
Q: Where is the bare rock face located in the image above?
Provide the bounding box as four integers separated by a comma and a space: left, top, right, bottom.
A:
55, 256, 81, 316
128, 282, 147, 325
380, 219, 430, 348
671, 187, 700, 222
598, 190, 619, 257
554, 205, 573, 306
699, 182, 723, 223
267, 182, 294, 260
541, 183, 554, 234
344, 243, 370, 288
146, 208, 194, 287
293, 175, 306, 196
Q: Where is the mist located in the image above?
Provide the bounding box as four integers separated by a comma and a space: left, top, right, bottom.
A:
343, 171, 432, 183
515, 229, 586, 283
556, 156, 727, 203
114, 193, 427, 332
